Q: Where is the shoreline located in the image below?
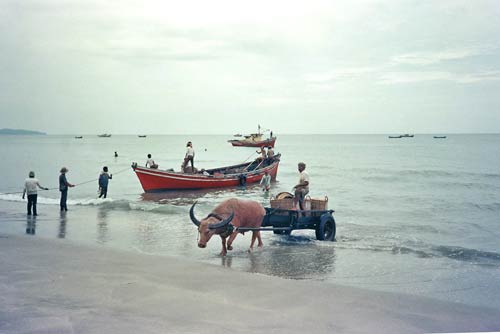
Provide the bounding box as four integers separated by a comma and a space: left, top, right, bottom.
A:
1, 234, 499, 333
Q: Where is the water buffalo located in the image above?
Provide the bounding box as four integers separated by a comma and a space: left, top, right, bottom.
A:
189, 199, 265, 256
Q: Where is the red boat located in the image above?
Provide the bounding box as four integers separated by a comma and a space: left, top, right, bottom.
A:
132, 155, 280, 192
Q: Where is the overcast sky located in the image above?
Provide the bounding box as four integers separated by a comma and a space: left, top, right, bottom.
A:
1, 0, 500, 134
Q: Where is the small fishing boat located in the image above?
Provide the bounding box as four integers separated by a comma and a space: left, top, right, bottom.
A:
233, 133, 243, 137
388, 135, 402, 139
228, 125, 276, 147
98, 134, 112, 138
401, 134, 414, 138
138, 135, 147, 138
74, 136, 83, 139
132, 154, 281, 192
433, 136, 447, 139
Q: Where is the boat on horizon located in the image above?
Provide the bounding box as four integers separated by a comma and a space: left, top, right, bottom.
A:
401, 134, 414, 138
132, 154, 281, 192
388, 135, 403, 139
74, 136, 83, 139
433, 136, 447, 139
228, 125, 276, 147
138, 135, 147, 138
98, 134, 112, 138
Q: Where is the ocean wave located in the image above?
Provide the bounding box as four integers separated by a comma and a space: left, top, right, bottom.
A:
0, 193, 184, 214
432, 245, 500, 263
353, 168, 500, 180
465, 202, 500, 212
336, 238, 500, 265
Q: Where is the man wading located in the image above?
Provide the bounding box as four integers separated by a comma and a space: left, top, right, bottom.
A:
98, 166, 112, 199
22, 171, 48, 216
59, 167, 75, 211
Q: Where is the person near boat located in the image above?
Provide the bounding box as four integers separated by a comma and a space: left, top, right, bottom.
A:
259, 171, 271, 191
98, 166, 112, 199
183, 141, 195, 172
59, 167, 75, 212
256, 146, 267, 161
267, 146, 274, 159
293, 162, 309, 211
22, 171, 49, 216
146, 154, 158, 168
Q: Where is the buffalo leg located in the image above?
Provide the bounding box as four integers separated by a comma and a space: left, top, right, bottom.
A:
249, 231, 259, 251
226, 231, 238, 251
257, 231, 263, 247
250, 231, 263, 249
220, 236, 227, 256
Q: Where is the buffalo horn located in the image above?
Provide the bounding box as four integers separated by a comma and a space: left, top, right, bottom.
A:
208, 211, 235, 230
189, 202, 201, 227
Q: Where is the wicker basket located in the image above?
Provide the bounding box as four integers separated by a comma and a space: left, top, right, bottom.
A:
310, 196, 328, 211
270, 197, 295, 210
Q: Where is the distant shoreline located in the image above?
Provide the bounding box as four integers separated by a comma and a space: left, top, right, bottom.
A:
0, 128, 46, 135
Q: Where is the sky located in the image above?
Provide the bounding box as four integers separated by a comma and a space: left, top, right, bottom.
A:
1, 0, 500, 134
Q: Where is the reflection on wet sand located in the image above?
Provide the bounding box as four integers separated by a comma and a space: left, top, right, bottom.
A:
244, 237, 336, 280
26, 216, 36, 235
97, 207, 109, 244
212, 235, 337, 280
221, 255, 233, 268
58, 211, 67, 238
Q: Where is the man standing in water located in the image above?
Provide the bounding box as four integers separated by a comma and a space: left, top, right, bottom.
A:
293, 162, 309, 211
59, 167, 75, 211
22, 171, 48, 216
98, 166, 112, 199
260, 171, 271, 192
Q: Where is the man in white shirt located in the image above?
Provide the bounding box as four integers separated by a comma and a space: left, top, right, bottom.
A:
22, 171, 48, 216
260, 171, 271, 191
183, 141, 195, 172
293, 162, 309, 211
146, 154, 158, 168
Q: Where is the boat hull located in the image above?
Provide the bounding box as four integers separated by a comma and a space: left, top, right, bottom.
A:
132, 158, 280, 192
228, 137, 276, 148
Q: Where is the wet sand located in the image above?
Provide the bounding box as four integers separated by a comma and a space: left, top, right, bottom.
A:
1, 234, 499, 334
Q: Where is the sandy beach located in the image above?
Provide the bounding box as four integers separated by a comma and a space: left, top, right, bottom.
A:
1, 234, 499, 334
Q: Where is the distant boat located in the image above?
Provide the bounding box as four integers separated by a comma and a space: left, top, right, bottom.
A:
228, 125, 276, 148
388, 135, 403, 139
138, 135, 147, 138
401, 134, 414, 138
233, 133, 243, 137
433, 136, 447, 139
74, 136, 83, 139
98, 134, 111, 138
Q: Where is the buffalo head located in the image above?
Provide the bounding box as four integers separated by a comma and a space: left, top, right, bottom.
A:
190, 202, 234, 248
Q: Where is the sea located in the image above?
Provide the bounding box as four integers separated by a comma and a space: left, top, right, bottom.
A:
1, 134, 499, 309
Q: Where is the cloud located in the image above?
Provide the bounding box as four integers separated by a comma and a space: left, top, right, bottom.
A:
379, 70, 500, 84
392, 45, 497, 65
304, 67, 381, 83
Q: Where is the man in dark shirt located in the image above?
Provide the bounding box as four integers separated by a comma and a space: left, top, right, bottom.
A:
59, 167, 75, 211
98, 166, 112, 198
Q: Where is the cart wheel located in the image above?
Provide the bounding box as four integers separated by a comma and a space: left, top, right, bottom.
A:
315, 215, 336, 241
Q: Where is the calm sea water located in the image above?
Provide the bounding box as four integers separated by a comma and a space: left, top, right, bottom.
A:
1, 134, 499, 309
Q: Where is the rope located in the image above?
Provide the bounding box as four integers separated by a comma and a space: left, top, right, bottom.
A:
0, 167, 131, 195
243, 151, 258, 162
